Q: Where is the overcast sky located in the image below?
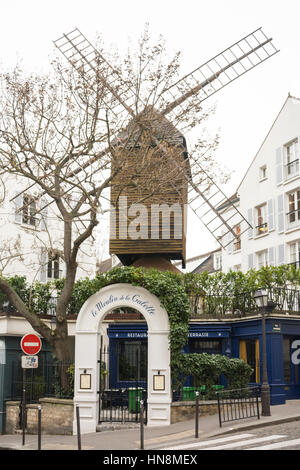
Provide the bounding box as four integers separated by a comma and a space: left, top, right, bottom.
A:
1, 0, 300, 259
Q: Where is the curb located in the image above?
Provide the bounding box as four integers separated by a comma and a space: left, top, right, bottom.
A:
207, 415, 300, 438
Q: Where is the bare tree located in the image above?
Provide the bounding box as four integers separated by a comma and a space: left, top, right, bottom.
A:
0, 30, 222, 380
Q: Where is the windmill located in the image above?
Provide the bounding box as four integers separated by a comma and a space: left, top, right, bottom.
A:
13, 28, 279, 270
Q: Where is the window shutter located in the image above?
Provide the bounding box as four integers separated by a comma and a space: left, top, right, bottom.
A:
227, 231, 234, 254
248, 253, 254, 270
247, 208, 253, 239
14, 192, 23, 224
278, 244, 285, 265
298, 137, 300, 173
277, 194, 285, 233
276, 147, 283, 184
40, 197, 48, 231
39, 249, 48, 283
267, 199, 275, 231
268, 247, 275, 266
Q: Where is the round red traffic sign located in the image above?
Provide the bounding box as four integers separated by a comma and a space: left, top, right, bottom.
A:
20, 334, 42, 355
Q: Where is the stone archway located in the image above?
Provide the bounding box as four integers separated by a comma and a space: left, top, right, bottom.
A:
73, 283, 171, 434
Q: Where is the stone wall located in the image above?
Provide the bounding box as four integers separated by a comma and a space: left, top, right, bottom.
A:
171, 400, 218, 424
5, 398, 74, 435
6, 399, 218, 433
5, 401, 20, 434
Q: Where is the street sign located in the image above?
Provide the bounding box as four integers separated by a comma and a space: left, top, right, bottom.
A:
21, 355, 39, 369
20, 334, 42, 355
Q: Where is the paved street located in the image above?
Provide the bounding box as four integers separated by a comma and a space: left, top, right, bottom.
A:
160, 421, 300, 450
1, 400, 300, 451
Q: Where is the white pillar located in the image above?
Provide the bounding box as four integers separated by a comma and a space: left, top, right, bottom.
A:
73, 332, 100, 434
147, 331, 171, 426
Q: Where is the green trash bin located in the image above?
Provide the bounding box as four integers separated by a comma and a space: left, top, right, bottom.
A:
182, 387, 194, 401
213, 385, 224, 391
128, 388, 144, 412
195, 385, 206, 398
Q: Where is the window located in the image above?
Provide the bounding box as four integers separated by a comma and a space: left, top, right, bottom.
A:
233, 264, 241, 272
214, 253, 222, 271
285, 139, 299, 179
287, 190, 300, 226
255, 204, 268, 235
240, 339, 260, 383
233, 225, 241, 251
117, 341, 147, 382
257, 250, 268, 269
22, 195, 37, 227
47, 253, 62, 279
289, 241, 300, 269
190, 340, 222, 354
259, 165, 267, 180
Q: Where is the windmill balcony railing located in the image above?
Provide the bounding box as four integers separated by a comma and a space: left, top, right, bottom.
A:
189, 287, 300, 319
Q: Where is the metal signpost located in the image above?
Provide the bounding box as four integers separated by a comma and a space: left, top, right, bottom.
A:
20, 334, 42, 446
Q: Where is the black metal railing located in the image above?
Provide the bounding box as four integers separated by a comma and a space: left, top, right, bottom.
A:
7, 360, 73, 404
172, 384, 224, 402
216, 386, 260, 427
0, 297, 58, 316
98, 341, 147, 424
286, 159, 299, 178
190, 287, 300, 319
98, 387, 147, 424
255, 222, 268, 236
288, 261, 300, 270
287, 209, 300, 226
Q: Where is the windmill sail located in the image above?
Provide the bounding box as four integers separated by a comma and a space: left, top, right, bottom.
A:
187, 155, 249, 248
160, 28, 279, 126
53, 28, 139, 119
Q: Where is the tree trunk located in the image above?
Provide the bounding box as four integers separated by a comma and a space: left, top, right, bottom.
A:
52, 333, 72, 395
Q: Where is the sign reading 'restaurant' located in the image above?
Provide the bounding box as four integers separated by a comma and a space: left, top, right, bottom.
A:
90, 294, 156, 318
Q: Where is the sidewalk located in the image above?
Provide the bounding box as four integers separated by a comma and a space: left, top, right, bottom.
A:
0, 400, 300, 451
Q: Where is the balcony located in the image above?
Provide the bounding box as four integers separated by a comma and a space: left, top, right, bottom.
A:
285, 159, 299, 180
288, 261, 300, 270
189, 287, 300, 319
1, 297, 58, 316
47, 268, 63, 280
286, 210, 300, 230
255, 223, 268, 236
233, 240, 241, 252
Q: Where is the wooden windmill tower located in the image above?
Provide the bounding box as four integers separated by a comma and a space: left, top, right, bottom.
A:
51, 28, 279, 270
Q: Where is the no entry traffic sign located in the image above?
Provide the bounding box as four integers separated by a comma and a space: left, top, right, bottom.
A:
20, 334, 42, 355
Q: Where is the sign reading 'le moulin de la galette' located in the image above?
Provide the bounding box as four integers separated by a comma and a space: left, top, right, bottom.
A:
90, 293, 156, 318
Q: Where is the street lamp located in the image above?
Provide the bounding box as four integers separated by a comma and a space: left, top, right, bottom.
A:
50, 315, 57, 334
254, 289, 276, 417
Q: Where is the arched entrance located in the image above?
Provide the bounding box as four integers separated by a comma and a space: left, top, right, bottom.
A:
73, 283, 171, 434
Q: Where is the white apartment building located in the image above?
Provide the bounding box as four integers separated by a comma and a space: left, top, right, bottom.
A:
222, 94, 300, 272
0, 173, 97, 284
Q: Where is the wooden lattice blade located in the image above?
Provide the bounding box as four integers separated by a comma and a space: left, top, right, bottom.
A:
187, 156, 251, 248
160, 28, 279, 126
53, 28, 141, 119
